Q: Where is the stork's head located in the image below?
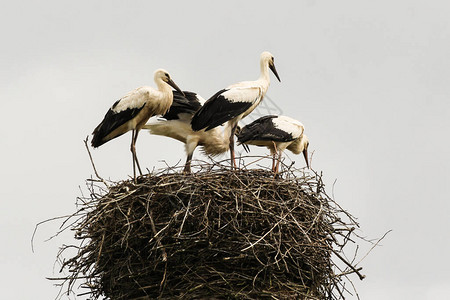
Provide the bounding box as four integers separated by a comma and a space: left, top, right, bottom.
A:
261, 51, 281, 82
287, 134, 310, 169
154, 69, 184, 96
234, 125, 251, 152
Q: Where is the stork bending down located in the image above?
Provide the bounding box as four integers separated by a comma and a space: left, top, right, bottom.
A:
237, 115, 309, 174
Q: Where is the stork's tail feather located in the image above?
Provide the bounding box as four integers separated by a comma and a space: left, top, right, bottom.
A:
90, 122, 110, 147
91, 131, 106, 148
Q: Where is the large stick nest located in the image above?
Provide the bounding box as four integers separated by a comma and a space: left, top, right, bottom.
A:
55, 159, 363, 299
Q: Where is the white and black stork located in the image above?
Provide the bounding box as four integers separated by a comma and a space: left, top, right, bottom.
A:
143, 91, 238, 173
190, 51, 281, 168
237, 115, 309, 174
91, 69, 183, 180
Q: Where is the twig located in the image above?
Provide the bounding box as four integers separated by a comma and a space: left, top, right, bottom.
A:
241, 220, 281, 252
83, 136, 108, 188
332, 249, 366, 280
148, 211, 167, 262
356, 229, 392, 266
31, 215, 72, 253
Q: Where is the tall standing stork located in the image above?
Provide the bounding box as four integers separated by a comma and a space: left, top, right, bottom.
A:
190, 51, 281, 168
142, 91, 238, 173
237, 115, 309, 174
91, 69, 183, 181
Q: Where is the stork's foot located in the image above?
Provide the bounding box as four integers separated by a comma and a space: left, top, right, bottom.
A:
183, 165, 191, 174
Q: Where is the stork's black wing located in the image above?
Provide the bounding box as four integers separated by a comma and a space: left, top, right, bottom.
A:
91, 100, 145, 147
237, 115, 295, 144
191, 89, 254, 131
162, 91, 203, 120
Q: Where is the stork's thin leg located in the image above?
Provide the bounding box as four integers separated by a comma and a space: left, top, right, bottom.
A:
271, 153, 276, 172
131, 130, 137, 181
274, 151, 282, 176
229, 137, 235, 169
183, 153, 193, 174
130, 130, 143, 182
271, 141, 278, 173
229, 124, 238, 169
133, 130, 143, 176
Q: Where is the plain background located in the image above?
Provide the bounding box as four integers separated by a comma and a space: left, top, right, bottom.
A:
1, 0, 449, 299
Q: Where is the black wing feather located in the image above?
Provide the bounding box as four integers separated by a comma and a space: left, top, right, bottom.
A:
237, 115, 295, 144
191, 89, 253, 131
91, 102, 145, 147
162, 91, 202, 120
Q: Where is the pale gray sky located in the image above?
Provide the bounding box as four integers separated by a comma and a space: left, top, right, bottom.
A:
1, 0, 450, 299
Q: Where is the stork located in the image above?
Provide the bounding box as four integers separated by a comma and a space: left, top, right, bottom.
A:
237, 115, 309, 174
142, 91, 238, 173
190, 51, 281, 169
91, 69, 183, 181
